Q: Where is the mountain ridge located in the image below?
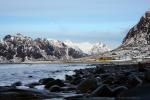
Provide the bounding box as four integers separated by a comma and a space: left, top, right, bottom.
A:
0, 33, 87, 63
64, 40, 110, 55
0, 33, 110, 63
108, 10, 150, 60
122, 10, 150, 47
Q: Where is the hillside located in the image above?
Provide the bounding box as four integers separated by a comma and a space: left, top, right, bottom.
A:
0, 33, 87, 63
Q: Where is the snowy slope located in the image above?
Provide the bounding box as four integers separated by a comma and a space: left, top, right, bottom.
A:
64, 40, 110, 55
108, 9, 150, 60
122, 9, 150, 46
0, 34, 87, 63
90, 42, 110, 55
48, 39, 66, 48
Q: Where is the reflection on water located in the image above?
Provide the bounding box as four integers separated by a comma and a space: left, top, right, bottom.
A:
0, 64, 95, 86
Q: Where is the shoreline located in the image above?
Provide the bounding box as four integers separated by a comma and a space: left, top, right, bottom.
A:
0, 59, 150, 65
0, 62, 150, 99
0, 62, 150, 100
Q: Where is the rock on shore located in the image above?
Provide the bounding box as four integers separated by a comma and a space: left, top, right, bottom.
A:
1, 63, 150, 100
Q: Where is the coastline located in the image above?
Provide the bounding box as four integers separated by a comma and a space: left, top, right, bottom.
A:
0, 61, 150, 100
0, 59, 150, 65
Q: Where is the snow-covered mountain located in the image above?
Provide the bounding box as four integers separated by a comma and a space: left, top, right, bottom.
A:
122, 10, 150, 46
90, 42, 110, 55
0, 34, 87, 63
64, 40, 110, 55
48, 39, 66, 48
109, 9, 150, 59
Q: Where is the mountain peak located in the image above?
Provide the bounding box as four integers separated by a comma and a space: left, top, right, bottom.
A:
144, 9, 150, 18
63, 40, 110, 55
48, 39, 66, 48
113, 10, 150, 59
0, 34, 86, 62
122, 10, 150, 47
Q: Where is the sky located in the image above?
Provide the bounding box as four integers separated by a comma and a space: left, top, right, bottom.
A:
0, 0, 150, 49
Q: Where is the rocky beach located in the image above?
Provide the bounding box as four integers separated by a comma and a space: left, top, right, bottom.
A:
0, 62, 150, 100
0, 1, 150, 100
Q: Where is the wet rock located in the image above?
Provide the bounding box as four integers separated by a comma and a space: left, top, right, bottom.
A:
0, 87, 61, 100
74, 69, 84, 76
116, 75, 128, 85
112, 86, 128, 96
124, 72, 132, 76
127, 76, 142, 88
0, 86, 15, 92
144, 70, 150, 82
49, 85, 61, 92
28, 75, 33, 78
91, 84, 113, 97
77, 78, 98, 93
137, 74, 145, 81
39, 78, 55, 85
25, 82, 40, 88
65, 75, 73, 82
64, 94, 84, 100
71, 76, 83, 85
61, 86, 76, 92
0, 92, 20, 100
11, 81, 22, 87
45, 79, 65, 89
68, 97, 115, 100
138, 62, 146, 72
117, 84, 150, 100
95, 77, 102, 84
99, 73, 110, 79
94, 66, 106, 74
102, 76, 116, 85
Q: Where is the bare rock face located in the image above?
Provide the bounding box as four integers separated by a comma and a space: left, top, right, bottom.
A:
0, 33, 87, 62
122, 10, 150, 47
109, 10, 150, 59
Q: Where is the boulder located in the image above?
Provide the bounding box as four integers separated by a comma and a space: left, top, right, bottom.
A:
25, 82, 40, 88
138, 62, 146, 72
112, 86, 128, 96
144, 70, 150, 82
0, 86, 15, 92
102, 76, 116, 85
94, 66, 106, 74
28, 75, 33, 78
99, 73, 110, 79
11, 81, 22, 87
66, 97, 115, 100
0, 87, 60, 100
49, 85, 61, 92
77, 78, 98, 93
117, 84, 150, 100
91, 84, 113, 97
95, 77, 102, 84
65, 75, 73, 82
0, 92, 20, 100
61, 86, 76, 92
116, 75, 128, 85
45, 79, 65, 89
39, 78, 55, 85
71, 76, 83, 85
127, 76, 142, 88
64, 94, 84, 100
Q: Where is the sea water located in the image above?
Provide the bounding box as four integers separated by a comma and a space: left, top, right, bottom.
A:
0, 64, 96, 86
